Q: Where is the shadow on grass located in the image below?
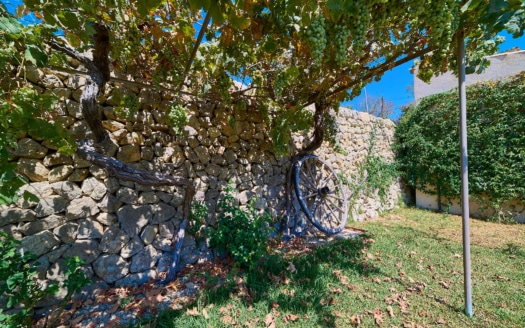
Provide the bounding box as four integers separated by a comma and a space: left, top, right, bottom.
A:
145, 234, 377, 327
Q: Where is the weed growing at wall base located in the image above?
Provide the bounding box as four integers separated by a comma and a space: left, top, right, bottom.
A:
209, 184, 273, 269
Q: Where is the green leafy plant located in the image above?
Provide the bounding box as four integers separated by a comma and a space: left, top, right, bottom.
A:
114, 94, 140, 120
166, 103, 188, 136
0, 233, 90, 327
0, 232, 59, 327
188, 201, 209, 243
209, 184, 273, 269
395, 72, 525, 218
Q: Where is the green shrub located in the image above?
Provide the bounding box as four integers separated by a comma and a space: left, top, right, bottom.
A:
395, 72, 525, 214
209, 184, 273, 269
0, 232, 90, 327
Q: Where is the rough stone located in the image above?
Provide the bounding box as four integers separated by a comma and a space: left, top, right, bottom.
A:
140, 225, 157, 245
43, 153, 73, 167
16, 158, 49, 182
51, 181, 82, 200
62, 239, 100, 264
130, 245, 159, 273
117, 144, 141, 162
116, 187, 139, 205
24, 64, 44, 83
97, 194, 122, 213
66, 99, 83, 119
67, 169, 90, 182
35, 195, 69, 217
20, 231, 60, 257
138, 191, 159, 204
77, 219, 104, 239
152, 237, 172, 251
48, 164, 74, 182
152, 202, 175, 223
66, 197, 100, 220
121, 237, 144, 259
15, 182, 53, 208
95, 212, 118, 226
0, 208, 36, 227
12, 138, 48, 159
117, 204, 152, 237
93, 254, 129, 283
41, 74, 63, 88
99, 226, 130, 253
69, 120, 94, 139
20, 214, 66, 235
159, 221, 174, 239
53, 222, 79, 244
81, 177, 107, 201
115, 270, 156, 288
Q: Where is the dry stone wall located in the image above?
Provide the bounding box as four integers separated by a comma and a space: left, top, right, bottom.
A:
0, 65, 401, 300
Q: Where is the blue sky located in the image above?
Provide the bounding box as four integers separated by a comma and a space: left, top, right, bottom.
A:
3, 0, 524, 120
343, 32, 525, 120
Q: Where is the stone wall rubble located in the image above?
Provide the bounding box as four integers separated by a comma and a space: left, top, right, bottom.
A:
0, 65, 402, 303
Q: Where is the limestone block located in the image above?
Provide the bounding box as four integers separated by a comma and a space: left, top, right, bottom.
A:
152, 202, 176, 223
43, 153, 73, 167
66, 197, 100, 220
97, 194, 122, 213
62, 239, 100, 264
77, 218, 104, 239
116, 187, 138, 205
51, 181, 82, 200
138, 89, 161, 110
12, 139, 48, 159
130, 245, 159, 273
140, 225, 157, 245
41, 74, 63, 88
99, 226, 130, 253
117, 144, 141, 162
115, 270, 156, 288
67, 169, 90, 182
117, 204, 152, 237
48, 164, 74, 182
102, 120, 126, 132
121, 236, 144, 259
138, 191, 159, 204
35, 195, 68, 217
53, 222, 79, 244
93, 254, 129, 283
24, 64, 44, 83
65, 75, 86, 89
81, 177, 107, 201
20, 214, 66, 235
16, 182, 53, 208
0, 208, 36, 227
20, 231, 60, 257
95, 212, 118, 226
69, 120, 94, 139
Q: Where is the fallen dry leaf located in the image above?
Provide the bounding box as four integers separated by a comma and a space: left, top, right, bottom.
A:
387, 306, 395, 318
265, 313, 276, 328
350, 314, 362, 326
221, 314, 235, 325
439, 281, 450, 289
287, 262, 297, 273
284, 313, 300, 323
186, 307, 200, 316
373, 308, 384, 326
202, 308, 210, 319
437, 317, 447, 324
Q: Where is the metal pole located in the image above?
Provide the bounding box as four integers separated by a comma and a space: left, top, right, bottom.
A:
458, 31, 473, 317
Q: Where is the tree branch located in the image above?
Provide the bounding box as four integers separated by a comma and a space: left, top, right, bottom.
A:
177, 11, 211, 92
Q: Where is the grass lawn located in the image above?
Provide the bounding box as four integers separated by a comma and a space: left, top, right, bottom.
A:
136, 207, 525, 327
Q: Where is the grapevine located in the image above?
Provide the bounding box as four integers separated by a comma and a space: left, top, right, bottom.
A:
304, 14, 327, 65
166, 103, 188, 136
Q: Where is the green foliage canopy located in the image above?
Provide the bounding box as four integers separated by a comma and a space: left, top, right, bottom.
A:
395, 72, 525, 211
